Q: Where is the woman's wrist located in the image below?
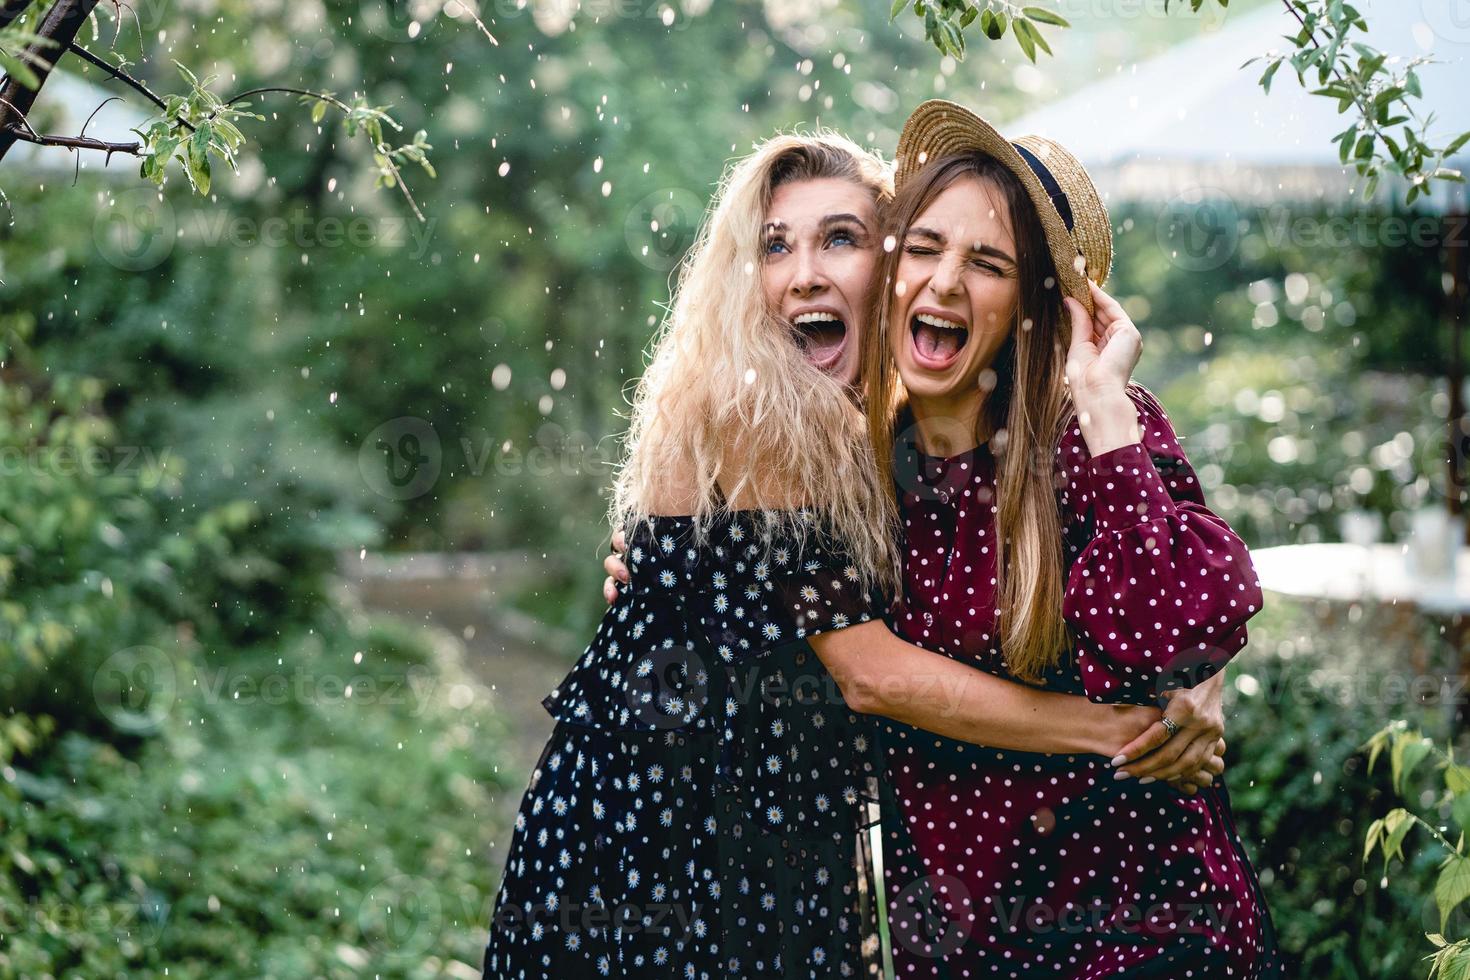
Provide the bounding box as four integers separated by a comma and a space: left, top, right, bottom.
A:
1076, 389, 1143, 457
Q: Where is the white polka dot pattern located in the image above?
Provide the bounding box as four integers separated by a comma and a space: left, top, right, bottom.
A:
878, 383, 1281, 978
483, 510, 890, 978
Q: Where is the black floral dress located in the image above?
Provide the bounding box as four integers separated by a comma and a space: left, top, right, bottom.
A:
481, 510, 890, 979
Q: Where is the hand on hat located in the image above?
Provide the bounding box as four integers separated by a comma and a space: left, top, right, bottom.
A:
1064, 281, 1144, 457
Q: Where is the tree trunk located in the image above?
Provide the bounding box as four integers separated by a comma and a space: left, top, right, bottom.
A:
0, 0, 102, 162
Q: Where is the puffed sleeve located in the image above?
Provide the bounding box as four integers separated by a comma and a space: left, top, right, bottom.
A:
773, 539, 884, 641
1057, 383, 1264, 704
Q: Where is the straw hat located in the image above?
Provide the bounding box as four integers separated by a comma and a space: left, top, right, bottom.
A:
894, 99, 1112, 317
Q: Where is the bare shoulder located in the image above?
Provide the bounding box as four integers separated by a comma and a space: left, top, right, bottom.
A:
716, 432, 811, 511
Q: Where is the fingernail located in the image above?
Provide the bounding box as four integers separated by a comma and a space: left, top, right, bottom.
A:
1138, 776, 1156, 785
1109, 755, 1126, 766
1113, 769, 1131, 780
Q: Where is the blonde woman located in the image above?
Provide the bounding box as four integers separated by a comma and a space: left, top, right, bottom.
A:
866, 101, 1281, 977
482, 131, 1222, 979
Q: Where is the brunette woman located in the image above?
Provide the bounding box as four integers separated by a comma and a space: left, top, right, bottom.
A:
865, 100, 1282, 978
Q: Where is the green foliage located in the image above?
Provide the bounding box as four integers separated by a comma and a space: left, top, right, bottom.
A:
1, 616, 507, 977
889, 0, 1069, 61
1, 212, 504, 976
896, 0, 1468, 207
1362, 722, 1470, 977
1224, 600, 1458, 974
1243, 0, 1469, 204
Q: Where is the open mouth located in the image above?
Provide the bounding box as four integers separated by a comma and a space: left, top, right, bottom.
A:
909, 311, 969, 370
790, 311, 848, 371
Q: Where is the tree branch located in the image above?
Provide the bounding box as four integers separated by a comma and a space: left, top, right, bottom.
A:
67, 41, 182, 121
0, 0, 103, 162
2, 121, 138, 156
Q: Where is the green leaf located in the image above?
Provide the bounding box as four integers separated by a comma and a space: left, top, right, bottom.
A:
0, 50, 40, 90
1393, 733, 1433, 795
1260, 59, 1281, 94
1437, 854, 1470, 932
187, 127, 211, 195
1013, 16, 1037, 62
1017, 17, 1051, 58
1381, 807, 1413, 872
311, 100, 328, 125
1022, 5, 1070, 27
891, 0, 909, 18
1364, 816, 1385, 865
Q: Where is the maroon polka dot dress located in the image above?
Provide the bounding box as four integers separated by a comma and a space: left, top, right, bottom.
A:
877, 384, 1282, 978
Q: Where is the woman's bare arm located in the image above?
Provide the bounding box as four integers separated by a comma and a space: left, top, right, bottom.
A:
602, 528, 1223, 787
806, 619, 1156, 758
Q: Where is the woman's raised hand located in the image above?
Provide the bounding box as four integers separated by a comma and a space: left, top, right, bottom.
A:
1064, 280, 1142, 399
602, 528, 630, 604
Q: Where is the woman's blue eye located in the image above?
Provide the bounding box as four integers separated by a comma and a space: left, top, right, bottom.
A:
828, 231, 855, 247
765, 239, 789, 254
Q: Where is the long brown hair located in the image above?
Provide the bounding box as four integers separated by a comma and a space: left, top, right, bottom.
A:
862, 152, 1074, 683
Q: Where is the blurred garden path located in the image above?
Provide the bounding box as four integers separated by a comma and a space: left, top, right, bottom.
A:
342, 553, 577, 875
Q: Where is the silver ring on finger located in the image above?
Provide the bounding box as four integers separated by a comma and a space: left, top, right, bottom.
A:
1161, 716, 1180, 737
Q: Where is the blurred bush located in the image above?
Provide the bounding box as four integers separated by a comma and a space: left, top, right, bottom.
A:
0, 311, 507, 976
1225, 597, 1459, 975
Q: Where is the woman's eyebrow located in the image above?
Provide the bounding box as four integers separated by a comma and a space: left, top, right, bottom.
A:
820, 213, 867, 230
971, 241, 1015, 264
906, 225, 1014, 264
